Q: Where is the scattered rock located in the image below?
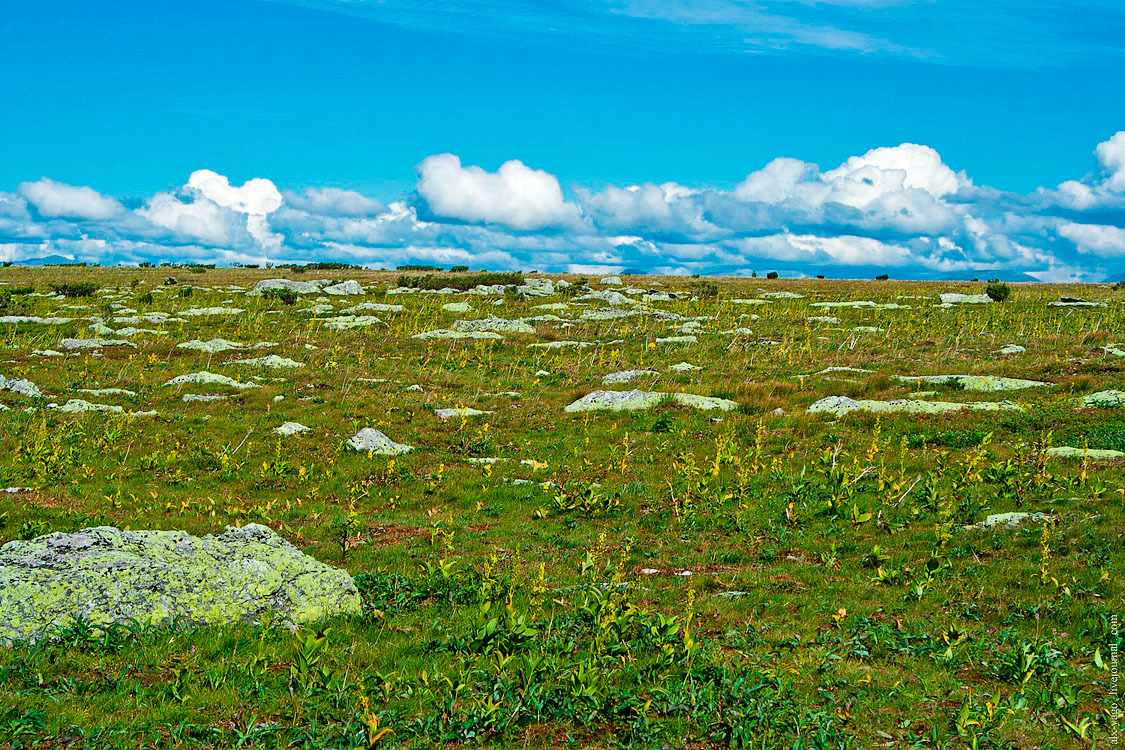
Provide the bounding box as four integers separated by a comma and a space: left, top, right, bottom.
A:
58, 399, 123, 414
179, 307, 245, 317
0, 316, 72, 325
76, 388, 136, 397
322, 315, 383, 330
341, 302, 404, 314
61, 338, 136, 350
275, 422, 311, 436
565, 390, 738, 413
232, 355, 303, 369
978, 512, 1049, 529
453, 317, 536, 334
1079, 390, 1125, 408
939, 293, 991, 304
346, 428, 413, 455
892, 375, 1048, 392
1046, 446, 1125, 460
1048, 298, 1104, 308
163, 371, 260, 389
602, 369, 658, 384
434, 407, 490, 420
322, 280, 364, 296
0, 375, 43, 399
412, 329, 502, 340
177, 339, 246, 353
808, 396, 1022, 417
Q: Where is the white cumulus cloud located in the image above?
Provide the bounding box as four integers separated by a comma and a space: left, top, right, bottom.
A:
284, 187, 385, 216
18, 178, 124, 220
416, 153, 581, 230
1057, 221, 1125, 257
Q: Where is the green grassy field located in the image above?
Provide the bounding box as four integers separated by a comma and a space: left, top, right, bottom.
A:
0, 267, 1122, 749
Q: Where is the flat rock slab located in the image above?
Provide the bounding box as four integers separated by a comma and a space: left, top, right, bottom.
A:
939, 293, 992, 304
0, 524, 360, 643
603, 369, 659, 384
177, 339, 246, 353
892, 375, 1048, 392
453, 317, 536, 334
1080, 390, 1125, 408
341, 302, 404, 314
251, 279, 363, 296
346, 428, 413, 455
434, 407, 490, 420
163, 371, 259, 389
978, 512, 1050, 529
442, 302, 473, 313
180, 307, 245, 317
809, 395, 1022, 417
412, 329, 502, 341
58, 399, 122, 414
1046, 446, 1125, 460
565, 389, 738, 413
232, 355, 303, 369
61, 338, 136, 350
0, 316, 73, 325
322, 315, 383, 330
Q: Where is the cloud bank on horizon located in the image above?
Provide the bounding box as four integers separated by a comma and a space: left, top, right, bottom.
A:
3, 132, 1125, 281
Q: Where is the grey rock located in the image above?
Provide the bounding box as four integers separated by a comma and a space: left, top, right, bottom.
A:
346, 428, 413, 455
0, 524, 361, 643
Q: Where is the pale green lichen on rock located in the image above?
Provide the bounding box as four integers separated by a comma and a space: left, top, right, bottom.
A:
565, 389, 737, 413
892, 374, 1049, 392
1046, 446, 1125, 460
808, 395, 1023, 418
0, 524, 360, 644
1079, 390, 1125, 408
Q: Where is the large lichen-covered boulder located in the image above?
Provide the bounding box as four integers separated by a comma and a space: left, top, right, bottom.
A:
0, 524, 360, 643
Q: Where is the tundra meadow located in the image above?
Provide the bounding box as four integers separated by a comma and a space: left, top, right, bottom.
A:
0, 266, 1121, 749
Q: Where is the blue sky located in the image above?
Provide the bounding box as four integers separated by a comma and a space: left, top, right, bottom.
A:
1, 0, 1124, 279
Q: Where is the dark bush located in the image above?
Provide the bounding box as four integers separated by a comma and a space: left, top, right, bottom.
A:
396, 271, 523, 291
985, 281, 1011, 302
766, 271, 779, 279
50, 282, 99, 298
690, 281, 718, 299
262, 287, 299, 305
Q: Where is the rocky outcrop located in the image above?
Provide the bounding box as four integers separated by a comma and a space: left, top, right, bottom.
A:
0, 524, 361, 643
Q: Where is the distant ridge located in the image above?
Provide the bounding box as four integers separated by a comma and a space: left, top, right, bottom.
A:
12, 255, 83, 267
